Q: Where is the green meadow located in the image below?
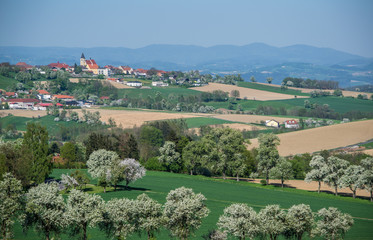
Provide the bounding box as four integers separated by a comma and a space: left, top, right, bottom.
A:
118, 86, 201, 99
184, 117, 237, 128
13, 170, 373, 240
237, 82, 310, 96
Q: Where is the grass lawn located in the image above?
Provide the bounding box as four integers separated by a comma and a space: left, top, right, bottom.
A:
0, 74, 18, 90
13, 169, 373, 240
185, 117, 236, 128
237, 82, 310, 96
118, 86, 201, 99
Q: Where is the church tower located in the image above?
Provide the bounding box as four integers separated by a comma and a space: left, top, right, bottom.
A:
80, 53, 86, 67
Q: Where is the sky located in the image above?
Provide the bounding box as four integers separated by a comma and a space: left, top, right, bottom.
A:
1, 0, 373, 57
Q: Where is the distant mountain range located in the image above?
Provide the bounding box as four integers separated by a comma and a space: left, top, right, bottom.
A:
1, 43, 372, 87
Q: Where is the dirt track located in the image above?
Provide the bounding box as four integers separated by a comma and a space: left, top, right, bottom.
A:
191, 83, 308, 101
248, 120, 373, 156
211, 114, 290, 124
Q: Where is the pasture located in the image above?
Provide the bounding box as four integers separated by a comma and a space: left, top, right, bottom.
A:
13, 169, 373, 240
117, 86, 201, 99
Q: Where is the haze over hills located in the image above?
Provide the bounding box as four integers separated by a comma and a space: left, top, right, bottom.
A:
1, 43, 372, 86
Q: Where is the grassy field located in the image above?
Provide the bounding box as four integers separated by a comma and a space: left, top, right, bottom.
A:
237, 82, 310, 96
13, 169, 373, 240
118, 86, 201, 99
0, 74, 18, 90
185, 117, 236, 128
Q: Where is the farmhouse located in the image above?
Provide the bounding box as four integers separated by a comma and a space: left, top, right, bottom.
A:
284, 119, 299, 129
97, 68, 109, 76
3, 98, 39, 109
37, 90, 51, 100
265, 119, 280, 128
48, 61, 69, 70
3, 92, 17, 98
126, 81, 143, 87
119, 66, 133, 74
152, 81, 169, 87
134, 68, 148, 77
33, 102, 63, 110
16, 62, 33, 70
52, 94, 75, 101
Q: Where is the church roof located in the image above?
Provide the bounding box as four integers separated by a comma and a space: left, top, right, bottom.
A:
81, 53, 85, 59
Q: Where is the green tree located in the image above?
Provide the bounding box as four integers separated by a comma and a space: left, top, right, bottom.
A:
163, 187, 209, 240
158, 141, 183, 173
305, 155, 328, 193
70, 170, 90, 190
140, 125, 164, 147
284, 204, 314, 240
269, 157, 293, 188
230, 89, 240, 99
266, 77, 273, 84
182, 139, 214, 175
313, 207, 353, 240
0, 173, 23, 240
217, 203, 259, 240
23, 182, 66, 240
338, 165, 365, 198
256, 133, 280, 185
230, 153, 246, 182
22, 123, 51, 184
66, 189, 104, 240
250, 76, 256, 83
60, 142, 77, 166
360, 157, 373, 202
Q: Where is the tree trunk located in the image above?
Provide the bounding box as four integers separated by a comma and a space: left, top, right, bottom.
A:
266, 172, 269, 185
370, 191, 372, 202
147, 230, 151, 240
335, 186, 338, 196
46, 232, 50, 240
353, 190, 356, 199
104, 186, 106, 193
126, 179, 129, 189
83, 224, 87, 240
222, 172, 226, 180
281, 178, 284, 188
237, 173, 239, 182
190, 170, 193, 175
318, 181, 321, 193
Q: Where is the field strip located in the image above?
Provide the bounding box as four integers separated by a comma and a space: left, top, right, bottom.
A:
248, 119, 373, 156
211, 114, 290, 124
191, 82, 308, 101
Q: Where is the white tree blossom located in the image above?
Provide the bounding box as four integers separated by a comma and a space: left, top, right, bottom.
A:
361, 157, 373, 202
338, 165, 365, 198
60, 174, 78, 190
284, 204, 314, 240
136, 193, 163, 239
163, 187, 210, 240
313, 207, 353, 240
23, 182, 66, 240
158, 141, 182, 172
257, 205, 286, 240
66, 189, 104, 240
217, 203, 259, 240
87, 149, 119, 179
323, 156, 349, 196
119, 158, 146, 188
0, 173, 23, 240
305, 155, 328, 193
102, 198, 138, 240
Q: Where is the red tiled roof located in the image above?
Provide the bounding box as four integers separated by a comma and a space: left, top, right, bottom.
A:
37, 90, 50, 95
53, 95, 74, 99
285, 120, 298, 124
100, 96, 109, 100
48, 62, 69, 69
86, 59, 99, 69
4, 92, 15, 96
4, 98, 39, 103
121, 66, 132, 71
38, 103, 63, 107
16, 62, 33, 68
135, 68, 148, 73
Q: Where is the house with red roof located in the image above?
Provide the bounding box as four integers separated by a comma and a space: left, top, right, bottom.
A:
134, 68, 148, 76
48, 61, 70, 70
119, 66, 133, 74
33, 102, 63, 110
3, 98, 39, 109
52, 95, 75, 101
3, 92, 17, 98
80, 53, 99, 74
36, 90, 51, 100
156, 70, 167, 77
16, 62, 33, 70
284, 120, 299, 129
100, 96, 110, 100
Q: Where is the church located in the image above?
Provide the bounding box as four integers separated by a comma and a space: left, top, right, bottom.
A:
80, 53, 99, 74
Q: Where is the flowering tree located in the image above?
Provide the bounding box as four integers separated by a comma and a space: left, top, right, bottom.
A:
313, 207, 353, 240
269, 157, 293, 188
323, 156, 349, 196
23, 182, 66, 240
0, 173, 23, 240
305, 155, 328, 193
136, 193, 163, 239
66, 189, 104, 240
217, 203, 259, 240
60, 174, 78, 190
118, 158, 146, 188
257, 205, 286, 240
158, 141, 182, 173
163, 187, 210, 240
361, 157, 373, 202
338, 165, 365, 198
284, 204, 314, 240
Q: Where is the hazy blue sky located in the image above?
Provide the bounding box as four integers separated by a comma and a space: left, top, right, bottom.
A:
1, 0, 373, 57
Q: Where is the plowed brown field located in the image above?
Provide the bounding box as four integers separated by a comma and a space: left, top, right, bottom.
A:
0, 109, 47, 118
248, 120, 373, 156
191, 83, 308, 100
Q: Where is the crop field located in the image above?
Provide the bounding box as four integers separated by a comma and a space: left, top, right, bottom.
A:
191, 83, 308, 100
117, 86, 201, 99
13, 169, 373, 240
72, 108, 200, 129
257, 82, 373, 99
249, 119, 373, 156
184, 117, 236, 128
237, 82, 310, 96
0, 109, 47, 118
211, 114, 290, 124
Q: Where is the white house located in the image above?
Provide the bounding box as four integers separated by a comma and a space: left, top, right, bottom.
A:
284, 120, 299, 129
37, 90, 51, 101
4, 98, 40, 109
152, 81, 169, 87
265, 119, 280, 128
126, 81, 143, 87
97, 68, 109, 76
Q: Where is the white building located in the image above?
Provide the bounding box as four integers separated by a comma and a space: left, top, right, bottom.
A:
152, 81, 169, 87
284, 120, 299, 129
126, 81, 143, 87
97, 68, 109, 76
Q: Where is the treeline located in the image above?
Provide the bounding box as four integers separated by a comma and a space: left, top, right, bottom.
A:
0, 173, 354, 240
282, 77, 339, 89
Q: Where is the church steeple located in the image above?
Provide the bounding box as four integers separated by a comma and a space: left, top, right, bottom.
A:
80, 53, 86, 67
81, 53, 85, 59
